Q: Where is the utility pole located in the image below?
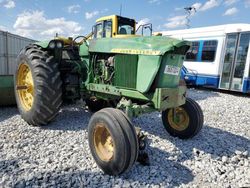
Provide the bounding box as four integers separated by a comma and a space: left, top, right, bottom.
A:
184, 6, 196, 29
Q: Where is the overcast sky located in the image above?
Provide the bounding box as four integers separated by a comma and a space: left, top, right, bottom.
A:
1, 0, 250, 40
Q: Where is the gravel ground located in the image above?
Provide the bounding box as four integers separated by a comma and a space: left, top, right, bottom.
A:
0, 89, 249, 188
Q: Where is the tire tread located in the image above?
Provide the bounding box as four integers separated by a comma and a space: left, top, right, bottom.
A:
15, 44, 62, 126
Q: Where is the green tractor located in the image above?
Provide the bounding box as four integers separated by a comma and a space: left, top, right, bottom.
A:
14, 15, 203, 175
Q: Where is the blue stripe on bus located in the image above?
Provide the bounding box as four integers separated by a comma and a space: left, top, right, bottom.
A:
181, 73, 219, 88
181, 72, 250, 93
243, 77, 250, 93
197, 40, 204, 62
181, 66, 188, 78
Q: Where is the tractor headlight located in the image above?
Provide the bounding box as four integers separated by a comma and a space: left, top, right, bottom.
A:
56, 41, 63, 48
49, 41, 56, 49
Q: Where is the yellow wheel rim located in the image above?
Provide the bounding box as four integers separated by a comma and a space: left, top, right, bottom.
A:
16, 62, 34, 111
167, 107, 190, 131
94, 123, 114, 161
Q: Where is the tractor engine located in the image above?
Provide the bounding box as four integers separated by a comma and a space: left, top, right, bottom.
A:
93, 55, 115, 85
91, 53, 139, 90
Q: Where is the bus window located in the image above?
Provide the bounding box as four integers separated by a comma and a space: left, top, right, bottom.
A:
249, 62, 250, 78
104, 21, 112, 38
202, 40, 218, 62
233, 33, 250, 79
185, 41, 199, 61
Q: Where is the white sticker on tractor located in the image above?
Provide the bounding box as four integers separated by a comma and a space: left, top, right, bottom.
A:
164, 65, 180, 76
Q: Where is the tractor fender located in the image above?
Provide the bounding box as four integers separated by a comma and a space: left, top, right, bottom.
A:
35, 40, 50, 48
35, 40, 89, 57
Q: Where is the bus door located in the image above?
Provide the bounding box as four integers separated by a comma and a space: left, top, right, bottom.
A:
219, 32, 250, 91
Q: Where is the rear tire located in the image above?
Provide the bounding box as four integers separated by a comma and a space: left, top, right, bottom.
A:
162, 98, 203, 139
88, 108, 138, 175
14, 44, 62, 126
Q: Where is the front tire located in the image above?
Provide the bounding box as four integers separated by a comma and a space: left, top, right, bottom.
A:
14, 45, 62, 126
88, 108, 138, 175
162, 98, 203, 139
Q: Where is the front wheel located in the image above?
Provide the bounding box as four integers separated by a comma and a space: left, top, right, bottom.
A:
162, 98, 203, 139
88, 108, 138, 175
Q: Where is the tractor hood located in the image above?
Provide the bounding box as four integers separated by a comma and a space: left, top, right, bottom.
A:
89, 36, 190, 56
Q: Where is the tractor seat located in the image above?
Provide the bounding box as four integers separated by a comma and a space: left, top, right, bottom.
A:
119, 28, 127, 34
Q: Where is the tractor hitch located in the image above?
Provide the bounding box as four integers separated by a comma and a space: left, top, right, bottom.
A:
136, 128, 150, 166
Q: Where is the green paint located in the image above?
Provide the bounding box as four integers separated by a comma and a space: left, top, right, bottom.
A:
0, 75, 13, 88
89, 36, 189, 94
121, 86, 186, 111
79, 43, 89, 56
136, 55, 161, 93
85, 83, 186, 111
151, 86, 186, 110
155, 54, 184, 88
86, 83, 122, 96
0, 76, 16, 105
117, 98, 155, 118
89, 36, 189, 55
119, 89, 152, 101
114, 55, 138, 88
35, 41, 50, 48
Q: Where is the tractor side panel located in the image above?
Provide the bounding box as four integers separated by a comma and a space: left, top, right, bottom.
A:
79, 43, 89, 57
114, 55, 138, 89
114, 55, 162, 93
136, 55, 161, 93
155, 53, 184, 89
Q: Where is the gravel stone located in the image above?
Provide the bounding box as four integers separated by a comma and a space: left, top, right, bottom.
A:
243, 151, 248, 157
0, 89, 250, 187
221, 156, 228, 163
231, 156, 239, 163
235, 150, 242, 155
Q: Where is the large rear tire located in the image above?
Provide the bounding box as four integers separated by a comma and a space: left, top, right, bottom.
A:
162, 98, 203, 139
14, 45, 62, 126
88, 108, 138, 175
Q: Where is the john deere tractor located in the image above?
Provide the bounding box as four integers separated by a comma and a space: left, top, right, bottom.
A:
14, 15, 203, 175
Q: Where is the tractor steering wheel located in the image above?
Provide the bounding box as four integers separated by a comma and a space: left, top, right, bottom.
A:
73, 36, 88, 45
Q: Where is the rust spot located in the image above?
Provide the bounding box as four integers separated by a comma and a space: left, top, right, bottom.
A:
179, 79, 186, 86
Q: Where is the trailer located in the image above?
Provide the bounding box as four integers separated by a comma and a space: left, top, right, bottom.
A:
0, 30, 35, 105
159, 24, 250, 93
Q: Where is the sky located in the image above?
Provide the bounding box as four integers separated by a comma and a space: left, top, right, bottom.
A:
0, 0, 250, 40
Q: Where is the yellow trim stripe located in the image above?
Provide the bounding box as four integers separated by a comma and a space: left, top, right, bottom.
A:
111, 48, 161, 55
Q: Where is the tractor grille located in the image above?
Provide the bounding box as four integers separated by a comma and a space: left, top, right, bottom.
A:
114, 54, 138, 89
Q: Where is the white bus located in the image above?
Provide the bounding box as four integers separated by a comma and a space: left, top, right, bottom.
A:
160, 24, 250, 93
